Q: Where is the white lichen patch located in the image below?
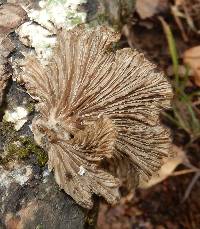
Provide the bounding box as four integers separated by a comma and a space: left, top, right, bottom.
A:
29, 0, 87, 31
78, 166, 86, 176
17, 22, 56, 61
0, 164, 33, 213
3, 106, 29, 131
0, 164, 33, 190
42, 169, 50, 183
16, 0, 87, 60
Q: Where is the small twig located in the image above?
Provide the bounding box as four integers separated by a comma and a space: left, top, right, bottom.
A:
182, 171, 200, 202
192, 100, 200, 106
171, 5, 188, 42
182, 0, 197, 32
170, 168, 200, 176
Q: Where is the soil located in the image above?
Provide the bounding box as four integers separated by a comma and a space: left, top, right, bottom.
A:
97, 7, 200, 229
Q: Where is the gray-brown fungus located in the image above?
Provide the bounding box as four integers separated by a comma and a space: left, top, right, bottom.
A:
21, 26, 173, 209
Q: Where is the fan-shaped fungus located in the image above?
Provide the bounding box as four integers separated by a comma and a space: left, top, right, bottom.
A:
21, 26, 173, 209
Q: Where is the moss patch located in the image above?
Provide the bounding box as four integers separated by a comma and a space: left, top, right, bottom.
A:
0, 121, 47, 167
26, 101, 35, 113
20, 136, 48, 166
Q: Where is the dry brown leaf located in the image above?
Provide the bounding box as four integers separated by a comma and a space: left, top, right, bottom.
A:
21, 26, 173, 208
183, 46, 200, 87
136, 0, 160, 19
175, 0, 184, 6
136, 0, 168, 19
139, 145, 186, 188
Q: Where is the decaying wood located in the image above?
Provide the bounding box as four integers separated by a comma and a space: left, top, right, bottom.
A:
0, 3, 27, 105
0, 3, 27, 35
0, 59, 10, 105
21, 25, 173, 209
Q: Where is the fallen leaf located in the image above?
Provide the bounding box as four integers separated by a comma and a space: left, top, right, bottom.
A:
136, 0, 169, 19
175, 0, 184, 6
183, 46, 200, 87
139, 145, 186, 188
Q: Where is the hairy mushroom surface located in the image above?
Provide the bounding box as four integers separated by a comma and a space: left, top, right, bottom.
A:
21, 26, 173, 209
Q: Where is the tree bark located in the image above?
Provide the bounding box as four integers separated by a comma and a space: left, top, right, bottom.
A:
0, 1, 136, 228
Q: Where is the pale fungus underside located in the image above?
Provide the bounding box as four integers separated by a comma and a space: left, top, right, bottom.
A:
21, 26, 173, 209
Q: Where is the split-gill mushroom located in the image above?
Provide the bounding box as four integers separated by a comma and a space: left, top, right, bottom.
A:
21, 26, 173, 209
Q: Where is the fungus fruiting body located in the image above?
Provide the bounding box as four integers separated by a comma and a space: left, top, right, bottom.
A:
21, 26, 173, 209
